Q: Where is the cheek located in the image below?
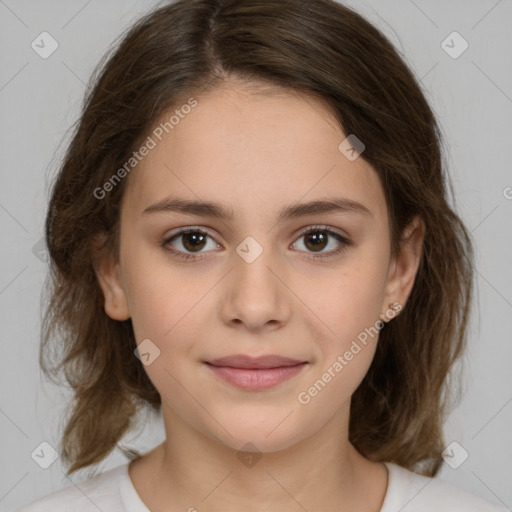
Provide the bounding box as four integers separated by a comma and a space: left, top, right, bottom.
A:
298, 280, 382, 412
309, 256, 387, 341
124, 258, 216, 397
125, 270, 204, 407
301, 249, 386, 398
122, 244, 206, 340
296, 342, 377, 416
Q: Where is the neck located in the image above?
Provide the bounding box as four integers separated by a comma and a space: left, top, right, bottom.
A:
129, 405, 388, 512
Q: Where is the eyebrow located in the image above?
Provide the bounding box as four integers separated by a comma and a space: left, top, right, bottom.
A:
142, 196, 373, 220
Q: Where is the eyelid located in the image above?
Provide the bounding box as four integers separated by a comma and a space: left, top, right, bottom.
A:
296, 224, 349, 238
163, 224, 349, 242
164, 225, 222, 244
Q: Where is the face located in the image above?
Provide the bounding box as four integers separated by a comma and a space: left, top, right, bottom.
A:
95, 81, 423, 453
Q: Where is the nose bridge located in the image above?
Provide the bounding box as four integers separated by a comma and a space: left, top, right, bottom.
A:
221, 234, 290, 329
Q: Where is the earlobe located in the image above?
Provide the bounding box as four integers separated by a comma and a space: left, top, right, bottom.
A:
91, 234, 131, 321
381, 215, 425, 319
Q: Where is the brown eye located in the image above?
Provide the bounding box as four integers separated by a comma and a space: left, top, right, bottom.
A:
162, 228, 220, 260
293, 226, 352, 260
180, 231, 208, 252
303, 230, 329, 252
162, 225, 352, 262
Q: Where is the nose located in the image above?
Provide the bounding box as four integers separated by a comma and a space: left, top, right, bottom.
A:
219, 240, 291, 333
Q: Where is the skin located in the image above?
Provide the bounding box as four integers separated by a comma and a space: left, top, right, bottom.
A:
94, 79, 425, 512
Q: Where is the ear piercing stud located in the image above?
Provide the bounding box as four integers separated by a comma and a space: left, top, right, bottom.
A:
379, 301, 402, 322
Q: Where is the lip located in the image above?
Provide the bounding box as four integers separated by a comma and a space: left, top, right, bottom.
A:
207, 354, 305, 369
204, 354, 308, 391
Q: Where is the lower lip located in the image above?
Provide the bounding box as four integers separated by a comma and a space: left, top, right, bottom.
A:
205, 362, 307, 390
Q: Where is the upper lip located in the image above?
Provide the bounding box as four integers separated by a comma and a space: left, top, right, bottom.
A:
206, 354, 306, 369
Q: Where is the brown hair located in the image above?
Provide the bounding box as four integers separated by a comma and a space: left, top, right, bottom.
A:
42, 0, 474, 476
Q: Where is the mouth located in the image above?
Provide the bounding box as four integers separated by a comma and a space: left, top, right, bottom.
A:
204, 354, 308, 391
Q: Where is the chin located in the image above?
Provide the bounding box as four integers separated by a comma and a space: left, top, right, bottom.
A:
220, 430, 302, 455
200, 408, 311, 455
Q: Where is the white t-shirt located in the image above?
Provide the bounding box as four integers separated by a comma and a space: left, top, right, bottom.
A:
14, 461, 508, 512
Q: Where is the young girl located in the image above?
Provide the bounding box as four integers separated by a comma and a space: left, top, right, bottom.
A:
15, 0, 508, 511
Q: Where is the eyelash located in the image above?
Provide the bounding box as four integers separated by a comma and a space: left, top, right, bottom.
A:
161, 225, 352, 262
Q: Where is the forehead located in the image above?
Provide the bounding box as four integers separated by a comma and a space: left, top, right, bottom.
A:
122, 82, 387, 226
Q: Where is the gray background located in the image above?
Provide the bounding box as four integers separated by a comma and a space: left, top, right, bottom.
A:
1, 0, 511, 510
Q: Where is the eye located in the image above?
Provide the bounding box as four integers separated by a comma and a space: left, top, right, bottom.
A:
162, 227, 220, 260
291, 225, 352, 260
161, 225, 352, 261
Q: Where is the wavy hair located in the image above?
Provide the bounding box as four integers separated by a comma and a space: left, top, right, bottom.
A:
41, 0, 474, 476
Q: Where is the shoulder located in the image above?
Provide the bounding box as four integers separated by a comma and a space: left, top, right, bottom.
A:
381, 462, 509, 512
13, 464, 129, 512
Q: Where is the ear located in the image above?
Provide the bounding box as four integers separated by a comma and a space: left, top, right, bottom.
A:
91, 233, 131, 321
381, 215, 425, 319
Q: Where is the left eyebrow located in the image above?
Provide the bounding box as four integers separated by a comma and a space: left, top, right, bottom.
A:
142, 196, 373, 220
279, 197, 373, 220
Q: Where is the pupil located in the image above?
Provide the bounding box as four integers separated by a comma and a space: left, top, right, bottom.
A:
306, 231, 327, 251
184, 232, 206, 251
